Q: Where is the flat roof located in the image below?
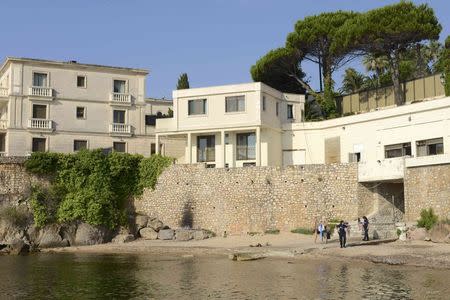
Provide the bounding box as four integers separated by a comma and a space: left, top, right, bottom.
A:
0, 57, 149, 75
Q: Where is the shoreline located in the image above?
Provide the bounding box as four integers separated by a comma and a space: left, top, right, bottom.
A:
40, 233, 450, 269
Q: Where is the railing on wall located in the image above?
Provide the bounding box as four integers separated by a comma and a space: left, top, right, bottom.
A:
27, 119, 53, 130
0, 119, 7, 129
110, 93, 131, 104
29, 86, 53, 98
0, 87, 9, 97
109, 123, 132, 134
336, 73, 445, 115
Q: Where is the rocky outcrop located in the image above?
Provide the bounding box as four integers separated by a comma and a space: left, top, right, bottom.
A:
429, 224, 450, 244
139, 228, 158, 240
158, 229, 175, 240
112, 234, 135, 243
29, 224, 70, 248
74, 223, 112, 246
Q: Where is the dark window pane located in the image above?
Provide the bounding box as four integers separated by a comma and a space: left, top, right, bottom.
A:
113, 110, 125, 124
113, 80, 126, 93
188, 99, 207, 115
74, 140, 87, 151
33, 105, 47, 119
32, 138, 46, 152
77, 76, 86, 87
76, 107, 85, 119
236, 132, 256, 160
33, 73, 47, 87
113, 142, 126, 152
197, 135, 215, 162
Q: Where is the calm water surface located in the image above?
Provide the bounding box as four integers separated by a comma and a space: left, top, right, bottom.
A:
1, 253, 449, 299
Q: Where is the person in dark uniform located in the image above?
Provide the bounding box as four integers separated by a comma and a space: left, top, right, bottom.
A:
337, 220, 348, 248
362, 216, 369, 241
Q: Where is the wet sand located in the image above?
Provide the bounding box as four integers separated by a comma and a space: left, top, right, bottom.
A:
41, 232, 450, 269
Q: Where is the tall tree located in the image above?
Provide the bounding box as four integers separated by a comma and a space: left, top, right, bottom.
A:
286, 11, 361, 117
444, 36, 450, 96
176, 73, 190, 90
362, 54, 389, 87
341, 68, 365, 94
341, 2, 441, 105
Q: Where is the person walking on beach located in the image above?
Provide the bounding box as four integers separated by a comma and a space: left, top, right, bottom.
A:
337, 220, 348, 248
362, 216, 369, 241
315, 220, 325, 243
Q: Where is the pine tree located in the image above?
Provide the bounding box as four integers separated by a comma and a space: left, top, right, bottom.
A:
176, 73, 190, 90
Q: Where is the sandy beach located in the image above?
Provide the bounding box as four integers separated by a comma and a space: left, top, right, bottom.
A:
41, 232, 450, 269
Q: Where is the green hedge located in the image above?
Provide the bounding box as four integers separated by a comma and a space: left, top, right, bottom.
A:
25, 150, 172, 229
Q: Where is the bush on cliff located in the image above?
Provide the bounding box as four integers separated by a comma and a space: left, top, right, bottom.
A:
417, 208, 439, 230
25, 150, 172, 229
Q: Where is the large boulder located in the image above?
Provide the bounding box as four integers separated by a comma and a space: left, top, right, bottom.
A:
175, 229, 194, 241
135, 215, 149, 231
193, 229, 215, 240
157, 229, 175, 240
34, 224, 69, 248
429, 224, 450, 243
0, 221, 25, 244
112, 234, 135, 244
74, 223, 112, 246
148, 218, 165, 232
407, 227, 428, 241
139, 228, 158, 240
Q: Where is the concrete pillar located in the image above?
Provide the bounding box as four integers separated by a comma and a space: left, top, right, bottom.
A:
155, 134, 160, 154
187, 132, 192, 163
220, 130, 226, 168
256, 127, 261, 166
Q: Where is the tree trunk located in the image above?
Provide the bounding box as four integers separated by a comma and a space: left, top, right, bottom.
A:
390, 51, 405, 106
322, 60, 336, 118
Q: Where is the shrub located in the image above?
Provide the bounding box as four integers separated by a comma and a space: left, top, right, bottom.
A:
417, 208, 439, 230
291, 227, 314, 235
264, 229, 280, 234
137, 154, 173, 193
444, 36, 450, 96
24, 152, 61, 175
30, 185, 64, 228
0, 205, 29, 227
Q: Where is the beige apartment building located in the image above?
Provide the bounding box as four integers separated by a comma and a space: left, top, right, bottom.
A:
0, 57, 183, 158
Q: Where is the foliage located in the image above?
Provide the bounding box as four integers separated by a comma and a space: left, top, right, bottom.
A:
25, 150, 172, 229
264, 229, 280, 235
176, 73, 190, 90
396, 228, 402, 237
340, 1, 441, 105
0, 205, 29, 227
24, 152, 61, 175
291, 227, 314, 235
341, 68, 365, 94
440, 218, 450, 225
417, 208, 439, 230
444, 36, 450, 96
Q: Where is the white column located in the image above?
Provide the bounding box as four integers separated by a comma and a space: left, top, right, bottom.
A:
187, 132, 192, 164
256, 127, 261, 166
220, 130, 226, 168
155, 134, 160, 154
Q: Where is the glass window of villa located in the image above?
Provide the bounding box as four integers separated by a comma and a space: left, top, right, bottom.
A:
77, 76, 86, 88
33, 72, 47, 87
113, 110, 125, 124
32, 138, 46, 152
385, 143, 411, 158
73, 140, 87, 152
416, 138, 443, 157
287, 104, 294, 119
197, 135, 215, 162
113, 80, 126, 93
262, 96, 266, 111
225, 95, 245, 112
276, 102, 279, 116
32, 104, 47, 119
188, 99, 207, 115
113, 142, 126, 153
236, 132, 256, 160
76, 107, 86, 119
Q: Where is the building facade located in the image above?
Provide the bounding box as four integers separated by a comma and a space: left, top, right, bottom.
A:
0, 57, 183, 158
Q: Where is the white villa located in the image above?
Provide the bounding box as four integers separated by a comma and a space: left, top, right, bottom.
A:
0, 57, 183, 158
155, 77, 450, 181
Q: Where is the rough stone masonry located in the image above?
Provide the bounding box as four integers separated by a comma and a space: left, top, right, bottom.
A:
135, 163, 366, 235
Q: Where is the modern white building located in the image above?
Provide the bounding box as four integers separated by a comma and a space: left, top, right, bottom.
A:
156, 81, 450, 178
0, 57, 183, 158
155, 82, 305, 167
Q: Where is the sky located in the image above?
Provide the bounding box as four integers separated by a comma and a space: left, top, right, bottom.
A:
1, 0, 449, 99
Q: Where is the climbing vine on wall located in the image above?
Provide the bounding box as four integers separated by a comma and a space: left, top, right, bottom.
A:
25, 150, 173, 228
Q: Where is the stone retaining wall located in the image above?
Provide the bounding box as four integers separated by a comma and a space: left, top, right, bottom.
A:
135, 163, 363, 235
405, 164, 450, 221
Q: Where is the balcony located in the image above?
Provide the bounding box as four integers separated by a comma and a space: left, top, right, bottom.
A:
109, 123, 132, 136
29, 86, 53, 101
0, 87, 9, 98
358, 157, 405, 182
27, 119, 53, 131
110, 93, 132, 106
0, 119, 7, 130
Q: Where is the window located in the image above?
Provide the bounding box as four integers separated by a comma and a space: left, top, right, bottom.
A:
0, 133, 5, 152
287, 104, 294, 119
113, 142, 126, 153
197, 135, 215, 162
77, 76, 86, 88
416, 138, 444, 157
76, 107, 86, 119
301, 109, 305, 122
150, 143, 163, 155
188, 99, 207, 115
262, 96, 266, 111
113, 80, 126, 93
33, 73, 47, 87
113, 110, 126, 124
74, 140, 87, 152
236, 132, 256, 160
243, 162, 256, 167
32, 138, 46, 152
348, 152, 361, 162
225, 95, 245, 112
32, 104, 47, 119
385, 143, 412, 158
276, 102, 279, 116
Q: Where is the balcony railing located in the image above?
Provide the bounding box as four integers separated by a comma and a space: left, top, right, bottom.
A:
0, 152, 6, 157
28, 118, 53, 130
0, 119, 7, 129
0, 87, 9, 97
29, 86, 53, 98
109, 123, 132, 135
110, 93, 131, 104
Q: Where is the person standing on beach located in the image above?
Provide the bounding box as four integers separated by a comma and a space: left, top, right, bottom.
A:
315, 220, 325, 243
337, 220, 348, 248
362, 216, 369, 241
